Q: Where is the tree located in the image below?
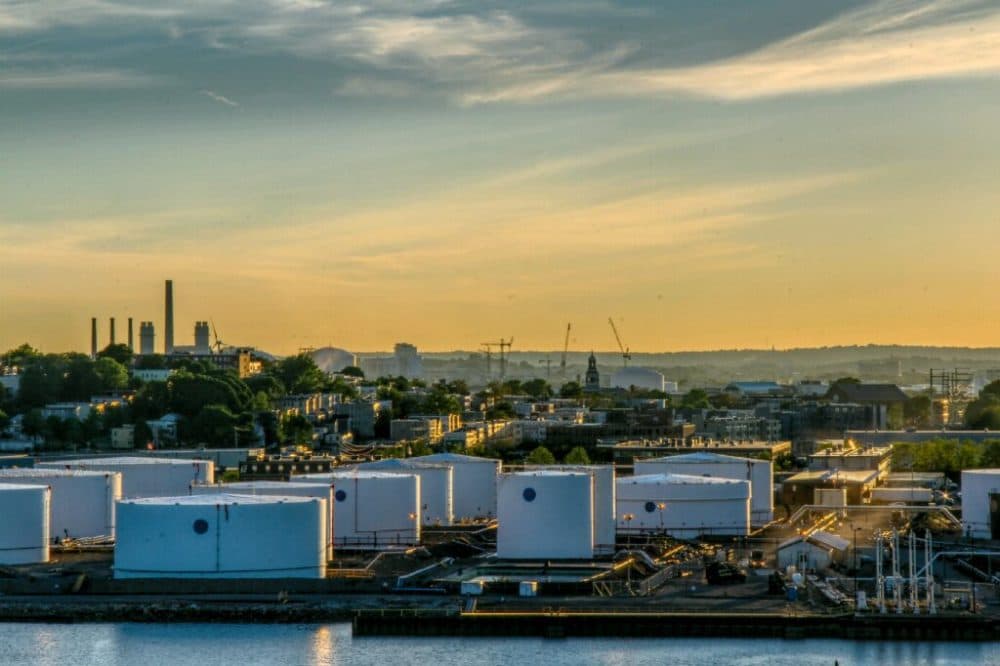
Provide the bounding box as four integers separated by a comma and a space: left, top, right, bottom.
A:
134, 354, 167, 370
18, 356, 66, 409
62, 354, 102, 401
281, 413, 314, 445
680, 389, 712, 410
131, 381, 170, 420
339, 366, 364, 378
523, 378, 553, 399
564, 446, 591, 465
94, 357, 129, 392
192, 404, 240, 447
981, 441, 1000, 468
903, 395, 932, 428
0, 409, 9, 432
21, 409, 46, 441
525, 446, 556, 465
97, 343, 134, 367
245, 374, 287, 399
272, 354, 327, 394
559, 381, 583, 399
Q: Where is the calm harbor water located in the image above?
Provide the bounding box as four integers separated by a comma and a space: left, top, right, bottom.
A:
0, 622, 996, 666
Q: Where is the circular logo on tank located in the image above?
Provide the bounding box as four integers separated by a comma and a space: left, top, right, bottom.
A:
193, 519, 209, 534
644, 501, 656, 513
523, 487, 536, 502
335, 490, 347, 502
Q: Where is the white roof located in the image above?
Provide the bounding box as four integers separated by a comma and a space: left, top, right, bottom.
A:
121, 493, 319, 506
0, 468, 117, 479
504, 470, 590, 478
356, 459, 451, 471
193, 480, 332, 490
643, 452, 761, 464
0, 483, 51, 491
47, 456, 208, 466
294, 470, 416, 481
963, 469, 1000, 477
620, 473, 745, 486
413, 453, 500, 465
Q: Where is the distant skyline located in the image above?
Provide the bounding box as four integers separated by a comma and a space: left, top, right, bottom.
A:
2, 1, 1000, 355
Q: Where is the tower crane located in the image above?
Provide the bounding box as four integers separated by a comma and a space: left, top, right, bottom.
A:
560, 323, 571, 379
481, 337, 514, 380
608, 317, 631, 368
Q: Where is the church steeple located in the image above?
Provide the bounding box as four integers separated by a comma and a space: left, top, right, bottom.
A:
584, 351, 600, 392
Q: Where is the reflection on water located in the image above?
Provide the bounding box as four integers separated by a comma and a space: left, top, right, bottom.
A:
0, 623, 996, 666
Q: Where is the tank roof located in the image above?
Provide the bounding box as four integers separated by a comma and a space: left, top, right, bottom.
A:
0, 468, 119, 479
121, 493, 319, 506
45, 456, 209, 466
356, 459, 451, 471
413, 453, 500, 464
294, 471, 416, 481
620, 473, 745, 486
0, 482, 51, 491
193, 480, 333, 490
504, 470, 591, 478
642, 452, 762, 464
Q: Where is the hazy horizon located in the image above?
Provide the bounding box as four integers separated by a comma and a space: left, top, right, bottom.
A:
3, 1, 1000, 355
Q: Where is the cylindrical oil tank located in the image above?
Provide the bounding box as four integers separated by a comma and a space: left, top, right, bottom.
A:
525, 464, 615, 553
191, 480, 335, 560
616, 473, 750, 539
961, 469, 1000, 539
497, 471, 594, 560
353, 459, 453, 526
411, 453, 501, 520
292, 471, 420, 549
38, 456, 214, 498
0, 484, 51, 564
0, 469, 121, 540
115, 494, 326, 579
634, 452, 773, 525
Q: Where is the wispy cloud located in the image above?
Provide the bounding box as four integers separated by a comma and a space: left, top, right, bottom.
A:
0, 67, 161, 88
201, 89, 239, 106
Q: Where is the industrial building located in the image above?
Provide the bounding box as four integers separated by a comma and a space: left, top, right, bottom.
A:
525, 464, 616, 553
114, 494, 327, 579
776, 530, 851, 572
781, 469, 880, 506
497, 471, 594, 560
610, 367, 667, 392
293, 471, 421, 549
38, 456, 214, 498
190, 480, 335, 560
961, 469, 1000, 539
615, 473, 750, 539
411, 453, 501, 520
0, 484, 50, 564
352, 459, 454, 526
0, 468, 120, 540
634, 452, 774, 524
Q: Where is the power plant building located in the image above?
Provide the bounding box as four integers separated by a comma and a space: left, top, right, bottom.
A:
497, 471, 594, 560
0, 468, 121, 540
616, 473, 750, 539
0, 484, 51, 564
194, 321, 211, 353
139, 322, 155, 355
114, 494, 327, 579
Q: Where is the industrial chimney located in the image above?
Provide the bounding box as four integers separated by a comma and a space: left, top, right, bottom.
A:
110, 317, 116, 346
164, 279, 174, 355
91, 317, 98, 359
127, 318, 134, 351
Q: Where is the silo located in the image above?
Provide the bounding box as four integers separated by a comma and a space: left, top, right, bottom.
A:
497, 471, 594, 560
353, 459, 454, 526
634, 452, 773, 524
0, 469, 121, 540
292, 471, 420, 549
0, 484, 51, 564
191, 480, 335, 559
525, 464, 615, 553
961, 469, 1000, 539
616, 473, 750, 539
411, 453, 500, 520
115, 494, 327, 579
38, 456, 214, 498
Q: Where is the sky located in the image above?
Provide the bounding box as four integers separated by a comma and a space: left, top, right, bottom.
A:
2, 0, 1000, 355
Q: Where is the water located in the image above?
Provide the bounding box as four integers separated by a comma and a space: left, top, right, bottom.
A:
0, 623, 996, 666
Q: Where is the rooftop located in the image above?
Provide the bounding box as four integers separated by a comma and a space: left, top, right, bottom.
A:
621, 473, 746, 486
121, 493, 320, 506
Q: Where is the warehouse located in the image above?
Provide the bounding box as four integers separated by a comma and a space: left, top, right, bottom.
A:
190, 480, 335, 559
616, 473, 750, 539
961, 469, 1000, 539
0, 468, 120, 540
0, 484, 51, 564
114, 494, 327, 579
38, 456, 214, 498
411, 453, 501, 520
634, 452, 773, 524
497, 471, 594, 560
525, 464, 616, 553
293, 471, 420, 549
351, 459, 453, 526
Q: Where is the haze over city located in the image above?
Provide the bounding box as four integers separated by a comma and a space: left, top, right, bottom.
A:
3, 0, 1000, 354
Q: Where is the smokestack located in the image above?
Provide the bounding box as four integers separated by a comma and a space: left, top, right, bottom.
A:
109, 317, 116, 346
91, 317, 98, 359
127, 318, 134, 351
164, 279, 174, 355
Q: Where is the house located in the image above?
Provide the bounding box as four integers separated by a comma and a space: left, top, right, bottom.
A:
777, 530, 851, 571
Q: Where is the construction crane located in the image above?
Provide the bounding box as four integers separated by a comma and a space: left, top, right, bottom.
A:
481, 337, 514, 381
210, 319, 227, 354
560, 323, 571, 379
608, 317, 631, 368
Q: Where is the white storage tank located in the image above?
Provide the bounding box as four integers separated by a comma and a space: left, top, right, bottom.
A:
353, 459, 453, 526
0, 484, 51, 564
38, 456, 214, 499
961, 469, 1000, 539
497, 471, 594, 560
190, 481, 335, 560
0, 469, 121, 540
634, 452, 773, 524
616, 473, 750, 539
525, 465, 615, 553
115, 494, 326, 579
293, 471, 420, 549
411, 453, 501, 520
